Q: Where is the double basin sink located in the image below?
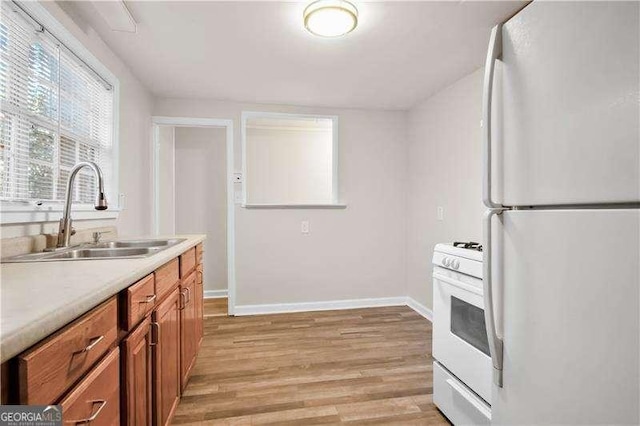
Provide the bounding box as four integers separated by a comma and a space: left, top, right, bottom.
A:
2, 238, 186, 263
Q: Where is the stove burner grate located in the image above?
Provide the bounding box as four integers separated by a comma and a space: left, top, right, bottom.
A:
453, 241, 483, 252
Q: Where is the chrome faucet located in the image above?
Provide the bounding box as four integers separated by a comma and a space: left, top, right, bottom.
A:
57, 162, 108, 248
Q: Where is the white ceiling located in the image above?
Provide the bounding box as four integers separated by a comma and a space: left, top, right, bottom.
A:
66, 1, 525, 110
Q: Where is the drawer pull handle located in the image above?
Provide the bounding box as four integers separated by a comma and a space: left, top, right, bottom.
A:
76, 335, 104, 354
140, 294, 157, 304
180, 290, 187, 310
150, 322, 160, 346
70, 399, 107, 424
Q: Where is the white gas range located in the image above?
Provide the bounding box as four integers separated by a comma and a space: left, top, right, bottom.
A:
432, 242, 491, 425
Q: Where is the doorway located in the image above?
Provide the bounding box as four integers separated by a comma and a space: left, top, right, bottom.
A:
151, 117, 236, 315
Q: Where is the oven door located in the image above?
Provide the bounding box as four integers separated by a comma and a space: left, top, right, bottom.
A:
433, 267, 492, 403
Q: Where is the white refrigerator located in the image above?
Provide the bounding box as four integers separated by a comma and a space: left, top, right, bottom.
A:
482, 1, 639, 424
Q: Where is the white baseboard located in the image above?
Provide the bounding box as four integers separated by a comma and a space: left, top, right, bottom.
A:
406, 297, 433, 321
204, 289, 228, 299
234, 296, 407, 316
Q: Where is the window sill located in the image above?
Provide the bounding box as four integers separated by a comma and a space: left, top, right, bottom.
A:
1, 206, 120, 225
241, 203, 347, 210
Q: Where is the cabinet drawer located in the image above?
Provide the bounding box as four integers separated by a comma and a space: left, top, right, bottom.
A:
18, 297, 118, 405
18, 297, 117, 404
60, 347, 120, 426
122, 274, 156, 331
156, 258, 179, 300
180, 248, 196, 278
433, 361, 491, 425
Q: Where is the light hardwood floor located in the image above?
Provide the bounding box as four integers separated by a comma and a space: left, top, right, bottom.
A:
173, 298, 450, 425
204, 298, 228, 317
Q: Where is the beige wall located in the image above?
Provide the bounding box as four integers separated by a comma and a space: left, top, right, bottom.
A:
174, 127, 228, 293
0, 2, 153, 239
157, 126, 175, 235
154, 98, 408, 306
406, 68, 485, 309
246, 126, 333, 204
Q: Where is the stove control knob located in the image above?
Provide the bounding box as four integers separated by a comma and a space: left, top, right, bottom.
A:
441, 257, 448, 266
452, 259, 460, 270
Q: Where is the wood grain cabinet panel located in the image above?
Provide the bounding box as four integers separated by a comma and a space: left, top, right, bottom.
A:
152, 287, 181, 426
121, 274, 156, 331
122, 317, 152, 426
180, 271, 198, 392
18, 297, 117, 404
179, 248, 196, 278
59, 347, 120, 426
155, 259, 179, 301
195, 264, 204, 344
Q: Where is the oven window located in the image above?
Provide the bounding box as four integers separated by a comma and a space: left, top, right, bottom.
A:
450, 296, 490, 356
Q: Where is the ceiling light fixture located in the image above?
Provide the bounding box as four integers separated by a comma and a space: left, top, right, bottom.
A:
303, 0, 358, 38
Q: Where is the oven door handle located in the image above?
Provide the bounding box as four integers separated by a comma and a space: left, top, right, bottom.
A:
484, 208, 505, 387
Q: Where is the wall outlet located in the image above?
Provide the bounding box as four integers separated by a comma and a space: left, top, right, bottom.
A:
437, 206, 444, 221
233, 172, 243, 183
301, 220, 310, 235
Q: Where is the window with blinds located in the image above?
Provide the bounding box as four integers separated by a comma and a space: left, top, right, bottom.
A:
0, 2, 114, 206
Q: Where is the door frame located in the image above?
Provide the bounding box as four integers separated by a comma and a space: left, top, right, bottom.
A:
151, 116, 236, 315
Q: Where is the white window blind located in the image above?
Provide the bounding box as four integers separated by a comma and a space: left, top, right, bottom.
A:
0, 1, 114, 206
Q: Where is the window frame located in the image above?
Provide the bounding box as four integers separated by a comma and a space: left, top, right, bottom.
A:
240, 111, 345, 209
0, 1, 120, 224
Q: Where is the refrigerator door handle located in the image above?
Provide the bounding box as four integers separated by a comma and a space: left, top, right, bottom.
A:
482, 23, 503, 209
483, 208, 504, 387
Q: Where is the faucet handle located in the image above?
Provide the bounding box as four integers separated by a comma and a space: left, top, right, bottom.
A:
92, 230, 111, 244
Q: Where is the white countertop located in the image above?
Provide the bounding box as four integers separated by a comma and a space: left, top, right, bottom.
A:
0, 234, 206, 363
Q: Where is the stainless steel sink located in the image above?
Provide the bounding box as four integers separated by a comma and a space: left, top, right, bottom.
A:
1, 238, 187, 263
93, 238, 184, 249
45, 247, 159, 259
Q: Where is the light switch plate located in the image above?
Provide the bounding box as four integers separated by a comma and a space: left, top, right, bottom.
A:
301, 220, 310, 235
437, 206, 444, 221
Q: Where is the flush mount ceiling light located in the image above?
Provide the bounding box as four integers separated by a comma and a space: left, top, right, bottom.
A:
303, 0, 358, 38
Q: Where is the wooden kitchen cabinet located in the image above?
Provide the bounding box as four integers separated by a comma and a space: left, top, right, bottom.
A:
152, 286, 181, 426
3, 243, 204, 426
180, 271, 198, 391
195, 243, 204, 344
122, 316, 152, 426
195, 263, 204, 344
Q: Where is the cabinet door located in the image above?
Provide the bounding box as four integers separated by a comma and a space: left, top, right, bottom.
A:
152, 287, 181, 426
122, 316, 152, 426
195, 264, 204, 345
180, 271, 198, 392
